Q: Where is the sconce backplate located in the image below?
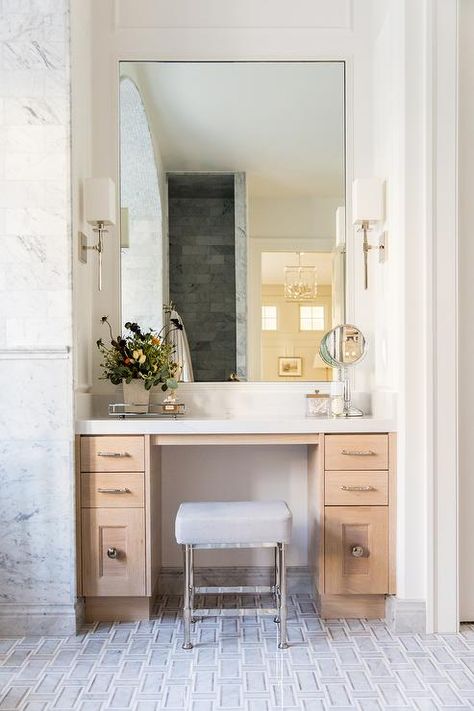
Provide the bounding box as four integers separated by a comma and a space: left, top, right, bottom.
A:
79, 231, 88, 264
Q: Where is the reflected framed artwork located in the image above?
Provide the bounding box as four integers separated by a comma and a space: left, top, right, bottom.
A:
278, 357, 302, 377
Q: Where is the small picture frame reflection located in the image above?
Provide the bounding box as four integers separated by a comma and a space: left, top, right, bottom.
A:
278, 356, 302, 377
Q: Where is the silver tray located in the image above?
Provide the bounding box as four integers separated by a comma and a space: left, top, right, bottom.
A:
108, 402, 186, 418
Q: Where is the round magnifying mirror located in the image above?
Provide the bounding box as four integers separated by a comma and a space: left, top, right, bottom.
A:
319, 324, 367, 417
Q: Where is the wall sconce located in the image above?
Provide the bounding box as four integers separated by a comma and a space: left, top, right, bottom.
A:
81, 178, 116, 291
352, 178, 385, 289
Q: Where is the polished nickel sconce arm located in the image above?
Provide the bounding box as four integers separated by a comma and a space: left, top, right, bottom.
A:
80, 221, 109, 291
358, 220, 386, 290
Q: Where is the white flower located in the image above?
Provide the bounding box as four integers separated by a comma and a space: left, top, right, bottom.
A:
139, 354, 146, 365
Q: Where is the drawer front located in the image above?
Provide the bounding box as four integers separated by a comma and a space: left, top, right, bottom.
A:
81, 472, 144, 508
325, 471, 388, 506
324, 506, 388, 594
81, 436, 144, 472
325, 434, 388, 471
82, 508, 145, 596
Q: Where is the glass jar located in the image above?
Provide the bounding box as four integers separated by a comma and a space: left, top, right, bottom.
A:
305, 392, 331, 417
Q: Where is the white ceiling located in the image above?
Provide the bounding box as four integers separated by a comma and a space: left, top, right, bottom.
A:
261, 251, 333, 285
125, 61, 345, 198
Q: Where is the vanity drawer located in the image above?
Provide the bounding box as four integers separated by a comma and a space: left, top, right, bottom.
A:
81, 436, 144, 472
82, 507, 146, 597
325, 434, 388, 470
325, 471, 388, 506
324, 506, 388, 594
81, 472, 144, 508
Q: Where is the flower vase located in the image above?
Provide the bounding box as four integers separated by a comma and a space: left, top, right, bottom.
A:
122, 379, 150, 408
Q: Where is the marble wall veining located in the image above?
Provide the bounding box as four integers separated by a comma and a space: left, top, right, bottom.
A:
0, 1, 76, 634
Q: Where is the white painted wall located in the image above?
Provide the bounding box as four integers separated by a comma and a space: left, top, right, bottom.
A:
75, 0, 379, 571
371, 0, 428, 609
74, 0, 460, 626
459, 0, 474, 622
249, 196, 343, 240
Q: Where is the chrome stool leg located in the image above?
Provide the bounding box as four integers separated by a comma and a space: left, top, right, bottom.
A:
278, 543, 288, 649
273, 544, 280, 623
182, 544, 193, 649
190, 544, 197, 623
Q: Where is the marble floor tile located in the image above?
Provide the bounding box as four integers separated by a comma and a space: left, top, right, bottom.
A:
1, 596, 474, 709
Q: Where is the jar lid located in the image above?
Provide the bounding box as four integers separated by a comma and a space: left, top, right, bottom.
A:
305, 393, 330, 399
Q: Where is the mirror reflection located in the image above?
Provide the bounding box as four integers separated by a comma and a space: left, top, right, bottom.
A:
119, 61, 346, 382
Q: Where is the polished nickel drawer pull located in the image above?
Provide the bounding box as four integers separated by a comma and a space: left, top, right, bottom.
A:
97, 451, 129, 457
341, 485, 375, 492
351, 545, 365, 557
341, 449, 375, 456
97, 487, 130, 494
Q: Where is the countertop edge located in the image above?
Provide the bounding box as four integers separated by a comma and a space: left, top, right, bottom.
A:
75, 417, 397, 436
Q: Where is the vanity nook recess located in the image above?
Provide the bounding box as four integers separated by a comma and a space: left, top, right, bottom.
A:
76, 61, 396, 623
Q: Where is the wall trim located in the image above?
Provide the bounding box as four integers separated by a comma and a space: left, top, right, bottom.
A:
0, 603, 78, 637
0, 347, 71, 360
426, 0, 459, 634
114, 0, 354, 32
385, 596, 427, 634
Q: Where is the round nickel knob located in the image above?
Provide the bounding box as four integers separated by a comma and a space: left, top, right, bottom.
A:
107, 547, 118, 559
351, 545, 364, 558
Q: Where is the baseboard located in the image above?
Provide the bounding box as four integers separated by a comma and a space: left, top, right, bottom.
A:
385, 596, 426, 633
158, 565, 312, 595
0, 603, 78, 636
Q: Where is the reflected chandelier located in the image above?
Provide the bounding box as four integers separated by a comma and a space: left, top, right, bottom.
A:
284, 252, 317, 301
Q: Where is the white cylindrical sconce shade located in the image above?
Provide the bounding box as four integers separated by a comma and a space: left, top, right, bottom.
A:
352, 178, 384, 224
84, 178, 116, 226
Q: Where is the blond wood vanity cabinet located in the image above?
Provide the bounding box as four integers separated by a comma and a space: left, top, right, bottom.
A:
317, 432, 396, 619
77, 430, 395, 622
77, 435, 160, 622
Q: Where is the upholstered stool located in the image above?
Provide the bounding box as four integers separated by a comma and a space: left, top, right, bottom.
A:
175, 500, 292, 650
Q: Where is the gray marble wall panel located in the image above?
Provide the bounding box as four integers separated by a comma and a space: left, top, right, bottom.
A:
0, 1, 75, 635
169, 190, 237, 382
234, 172, 248, 380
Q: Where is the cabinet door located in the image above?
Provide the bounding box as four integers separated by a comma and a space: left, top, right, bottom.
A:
82, 508, 145, 596
325, 506, 388, 594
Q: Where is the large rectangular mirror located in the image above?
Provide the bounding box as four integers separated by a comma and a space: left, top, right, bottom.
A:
119, 61, 346, 382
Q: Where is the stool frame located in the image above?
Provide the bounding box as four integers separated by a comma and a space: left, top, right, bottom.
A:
181, 541, 288, 650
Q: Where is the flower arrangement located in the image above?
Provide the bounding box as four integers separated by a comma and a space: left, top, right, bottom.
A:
97, 317, 181, 392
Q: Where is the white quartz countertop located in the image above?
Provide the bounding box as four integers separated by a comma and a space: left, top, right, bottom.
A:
76, 416, 396, 436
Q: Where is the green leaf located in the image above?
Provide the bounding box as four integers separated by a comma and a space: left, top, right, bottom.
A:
166, 378, 178, 390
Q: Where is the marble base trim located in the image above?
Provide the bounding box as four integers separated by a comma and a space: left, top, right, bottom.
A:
385, 595, 426, 633
158, 565, 312, 595
0, 603, 78, 637
0, 347, 70, 360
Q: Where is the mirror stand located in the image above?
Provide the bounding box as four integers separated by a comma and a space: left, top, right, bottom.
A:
340, 367, 363, 417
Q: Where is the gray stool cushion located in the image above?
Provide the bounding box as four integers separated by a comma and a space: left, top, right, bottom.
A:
175, 500, 292, 545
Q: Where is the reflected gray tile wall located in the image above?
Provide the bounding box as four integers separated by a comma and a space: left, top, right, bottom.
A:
169, 176, 237, 382
234, 173, 247, 380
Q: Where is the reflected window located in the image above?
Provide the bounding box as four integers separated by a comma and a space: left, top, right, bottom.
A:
299, 305, 325, 331
262, 305, 278, 331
